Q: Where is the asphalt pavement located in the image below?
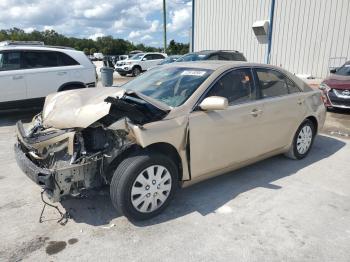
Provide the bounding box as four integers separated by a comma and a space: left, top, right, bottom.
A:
0, 76, 350, 261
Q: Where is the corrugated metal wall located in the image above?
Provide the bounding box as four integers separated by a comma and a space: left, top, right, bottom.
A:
193, 0, 350, 78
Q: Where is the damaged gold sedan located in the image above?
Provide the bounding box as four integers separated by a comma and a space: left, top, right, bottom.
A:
15, 61, 326, 220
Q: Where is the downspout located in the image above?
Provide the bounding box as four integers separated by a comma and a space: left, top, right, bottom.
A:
191, 0, 195, 52
266, 0, 276, 64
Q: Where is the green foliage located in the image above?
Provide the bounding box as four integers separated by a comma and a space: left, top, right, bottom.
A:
0, 28, 189, 56
166, 40, 189, 55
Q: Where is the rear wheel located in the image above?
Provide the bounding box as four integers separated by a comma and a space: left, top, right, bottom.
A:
110, 152, 178, 221
285, 119, 315, 160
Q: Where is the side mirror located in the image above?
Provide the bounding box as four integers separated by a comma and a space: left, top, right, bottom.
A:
199, 96, 228, 111
330, 69, 337, 73
142, 57, 148, 61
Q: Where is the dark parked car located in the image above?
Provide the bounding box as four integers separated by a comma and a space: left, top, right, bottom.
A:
320, 61, 350, 109
176, 50, 247, 62
158, 55, 181, 65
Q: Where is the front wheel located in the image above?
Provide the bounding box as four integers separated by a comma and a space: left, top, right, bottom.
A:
285, 119, 316, 160
132, 67, 141, 77
110, 152, 178, 221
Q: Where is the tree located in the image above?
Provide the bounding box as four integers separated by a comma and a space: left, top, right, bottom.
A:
0, 28, 189, 56
90, 48, 97, 55
83, 48, 89, 55
167, 40, 189, 55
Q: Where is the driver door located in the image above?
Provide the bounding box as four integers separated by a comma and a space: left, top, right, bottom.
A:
189, 68, 265, 179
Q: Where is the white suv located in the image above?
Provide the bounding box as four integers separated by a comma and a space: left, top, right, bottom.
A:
0, 41, 96, 110
115, 52, 167, 76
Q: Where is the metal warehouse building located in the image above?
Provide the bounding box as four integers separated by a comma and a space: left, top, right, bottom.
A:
192, 0, 350, 78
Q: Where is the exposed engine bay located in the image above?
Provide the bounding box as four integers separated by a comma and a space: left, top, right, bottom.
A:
14, 92, 169, 203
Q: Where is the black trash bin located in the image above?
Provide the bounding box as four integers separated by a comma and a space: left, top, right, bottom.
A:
100, 67, 114, 87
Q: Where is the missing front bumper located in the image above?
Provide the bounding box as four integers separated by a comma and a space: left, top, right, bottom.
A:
14, 143, 100, 202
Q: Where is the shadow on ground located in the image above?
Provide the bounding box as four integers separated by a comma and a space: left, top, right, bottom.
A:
327, 108, 350, 116
61, 135, 345, 226
0, 108, 41, 127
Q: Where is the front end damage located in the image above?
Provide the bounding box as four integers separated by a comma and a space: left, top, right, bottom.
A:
14, 90, 170, 203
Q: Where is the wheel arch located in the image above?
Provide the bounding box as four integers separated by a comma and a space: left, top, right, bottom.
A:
57, 81, 86, 92
305, 115, 318, 134
145, 142, 183, 181
105, 142, 183, 182
132, 64, 142, 71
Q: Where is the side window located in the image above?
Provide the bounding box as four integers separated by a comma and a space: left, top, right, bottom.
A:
207, 54, 219, 60
207, 69, 255, 105
256, 69, 289, 98
218, 52, 231, 60
286, 78, 301, 93
22, 51, 59, 68
143, 54, 153, 60
152, 54, 165, 60
0, 51, 21, 71
232, 53, 246, 61
58, 52, 79, 66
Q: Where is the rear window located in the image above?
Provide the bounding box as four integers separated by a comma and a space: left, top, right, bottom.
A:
58, 52, 79, 66
256, 69, 289, 98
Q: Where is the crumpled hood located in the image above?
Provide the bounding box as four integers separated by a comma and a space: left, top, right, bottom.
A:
42, 87, 125, 129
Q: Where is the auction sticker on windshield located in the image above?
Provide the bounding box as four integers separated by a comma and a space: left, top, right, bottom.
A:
181, 70, 207, 77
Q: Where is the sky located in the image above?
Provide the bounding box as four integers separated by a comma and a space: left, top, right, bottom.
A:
0, 0, 192, 47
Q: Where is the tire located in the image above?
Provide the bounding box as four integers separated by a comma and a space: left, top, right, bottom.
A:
285, 119, 316, 160
132, 66, 141, 77
110, 152, 178, 221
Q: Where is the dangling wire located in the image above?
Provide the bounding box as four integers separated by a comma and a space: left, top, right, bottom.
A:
39, 189, 70, 225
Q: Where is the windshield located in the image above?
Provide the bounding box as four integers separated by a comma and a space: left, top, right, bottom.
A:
130, 53, 144, 60
335, 62, 350, 76
176, 53, 208, 62
122, 67, 213, 107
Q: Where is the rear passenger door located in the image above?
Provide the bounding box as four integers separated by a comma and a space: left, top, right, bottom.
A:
0, 51, 27, 102
151, 54, 165, 67
253, 68, 306, 152
22, 51, 78, 98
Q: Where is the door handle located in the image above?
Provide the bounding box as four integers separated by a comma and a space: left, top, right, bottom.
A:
12, 75, 24, 80
57, 71, 67, 76
250, 109, 262, 117
297, 99, 304, 105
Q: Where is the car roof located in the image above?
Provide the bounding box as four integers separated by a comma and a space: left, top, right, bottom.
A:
163, 60, 263, 70
0, 45, 80, 53
195, 50, 243, 55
